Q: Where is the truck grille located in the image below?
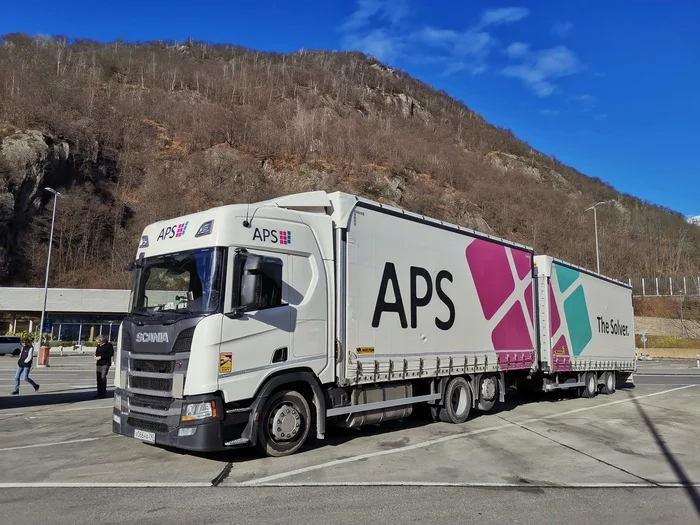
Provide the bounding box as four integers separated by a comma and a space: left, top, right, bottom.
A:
131, 359, 175, 374
173, 327, 195, 353
127, 417, 168, 434
130, 376, 173, 392
129, 394, 172, 411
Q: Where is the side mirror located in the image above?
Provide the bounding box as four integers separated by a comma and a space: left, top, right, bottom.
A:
232, 253, 265, 312
239, 264, 263, 310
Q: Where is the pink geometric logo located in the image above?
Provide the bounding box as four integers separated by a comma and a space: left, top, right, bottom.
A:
465, 240, 515, 321
549, 282, 560, 337
491, 302, 532, 350
466, 239, 535, 363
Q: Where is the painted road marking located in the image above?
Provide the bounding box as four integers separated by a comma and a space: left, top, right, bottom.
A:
242, 385, 696, 486
0, 481, 698, 489
0, 437, 102, 452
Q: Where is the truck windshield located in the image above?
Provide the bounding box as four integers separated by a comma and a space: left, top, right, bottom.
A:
131, 247, 224, 316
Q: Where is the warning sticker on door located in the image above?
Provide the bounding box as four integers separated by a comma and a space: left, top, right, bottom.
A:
219, 352, 232, 374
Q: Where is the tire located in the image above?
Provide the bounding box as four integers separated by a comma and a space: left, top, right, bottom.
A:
582, 372, 597, 398
255, 389, 311, 458
12, 349, 20, 356
438, 377, 472, 424
602, 371, 616, 395
477, 374, 498, 412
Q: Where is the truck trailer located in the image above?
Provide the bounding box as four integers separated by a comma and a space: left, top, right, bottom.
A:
112, 191, 635, 456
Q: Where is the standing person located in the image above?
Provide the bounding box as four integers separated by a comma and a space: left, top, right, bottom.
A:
11, 338, 40, 395
94, 335, 114, 399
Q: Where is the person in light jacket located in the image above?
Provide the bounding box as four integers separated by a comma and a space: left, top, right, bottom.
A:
11, 338, 40, 395
94, 335, 114, 399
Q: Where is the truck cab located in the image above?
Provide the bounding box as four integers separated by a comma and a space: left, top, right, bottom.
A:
113, 192, 336, 455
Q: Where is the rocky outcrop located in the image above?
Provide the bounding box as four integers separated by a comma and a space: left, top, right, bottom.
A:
385, 93, 431, 121
0, 128, 70, 283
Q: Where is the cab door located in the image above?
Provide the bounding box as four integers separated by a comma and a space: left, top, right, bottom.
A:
218, 248, 293, 402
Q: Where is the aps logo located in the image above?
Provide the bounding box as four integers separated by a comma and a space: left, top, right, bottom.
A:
157, 222, 189, 241
253, 228, 292, 245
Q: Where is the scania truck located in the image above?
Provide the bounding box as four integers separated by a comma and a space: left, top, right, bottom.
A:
112, 191, 635, 457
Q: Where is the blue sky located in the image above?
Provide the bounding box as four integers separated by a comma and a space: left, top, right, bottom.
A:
2, 0, 699, 217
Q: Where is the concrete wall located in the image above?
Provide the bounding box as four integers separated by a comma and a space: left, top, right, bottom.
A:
643, 348, 700, 360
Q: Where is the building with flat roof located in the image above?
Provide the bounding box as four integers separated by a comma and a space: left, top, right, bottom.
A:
1, 287, 130, 343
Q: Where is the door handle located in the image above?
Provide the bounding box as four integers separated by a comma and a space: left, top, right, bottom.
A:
272, 347, 288, 363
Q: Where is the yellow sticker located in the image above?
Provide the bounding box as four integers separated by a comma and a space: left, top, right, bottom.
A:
356, 347, 375, 355
219, 352, 232, 374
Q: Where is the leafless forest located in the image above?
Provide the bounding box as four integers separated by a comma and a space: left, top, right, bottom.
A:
0, 34, 698, 289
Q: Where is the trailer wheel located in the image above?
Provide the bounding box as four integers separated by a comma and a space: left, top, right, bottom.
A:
438, 377, 472, 424
582, 372, 597, 399
477, 375, 498, 412
256, 389, 311, 457
602, 371, 616, 395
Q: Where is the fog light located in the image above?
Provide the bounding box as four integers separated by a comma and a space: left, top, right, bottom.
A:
181, 401, 217, 422
178, 427, 197, 437
113, 414, 121, 425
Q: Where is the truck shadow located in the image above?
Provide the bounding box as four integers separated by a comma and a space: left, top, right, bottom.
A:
177, 384, 640, 465
628, 390, 700, 517
0, 389, 110, 410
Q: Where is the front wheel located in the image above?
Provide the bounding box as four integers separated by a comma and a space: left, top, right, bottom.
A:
12, 349, 20, 356
256, 389, 311, 457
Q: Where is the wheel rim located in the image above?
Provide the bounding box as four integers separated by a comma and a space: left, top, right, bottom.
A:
481, 377, 496, 401
268, 402, 303, 442
451, 385, 468, 416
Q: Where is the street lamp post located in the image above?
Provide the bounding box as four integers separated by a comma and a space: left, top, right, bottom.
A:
36, 187, 62, 355
585, 200, 611, 274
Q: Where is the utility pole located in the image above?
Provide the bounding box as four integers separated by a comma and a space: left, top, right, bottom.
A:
585, 201, 612, 274
36, 187, 62, 355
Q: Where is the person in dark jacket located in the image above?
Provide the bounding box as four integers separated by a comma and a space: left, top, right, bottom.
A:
11, 338, 40, 395
94, 335, 114, 398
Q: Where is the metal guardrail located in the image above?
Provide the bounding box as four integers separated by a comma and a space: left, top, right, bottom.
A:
627, 276, 700, 297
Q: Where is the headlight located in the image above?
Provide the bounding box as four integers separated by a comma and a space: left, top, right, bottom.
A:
181, 401, 217, 422
114, 394, 122, 411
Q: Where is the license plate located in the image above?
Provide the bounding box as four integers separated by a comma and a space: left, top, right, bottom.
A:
134, 429, 156, 443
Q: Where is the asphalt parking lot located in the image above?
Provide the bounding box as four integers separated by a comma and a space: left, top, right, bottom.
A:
1, 355, 699, 524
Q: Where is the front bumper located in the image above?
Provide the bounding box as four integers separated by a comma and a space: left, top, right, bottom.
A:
112, 388, 252, 452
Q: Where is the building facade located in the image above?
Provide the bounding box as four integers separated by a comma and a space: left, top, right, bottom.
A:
1, 288, 130, 343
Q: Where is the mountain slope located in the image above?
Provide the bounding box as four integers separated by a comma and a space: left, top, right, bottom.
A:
0, 34, 698, 288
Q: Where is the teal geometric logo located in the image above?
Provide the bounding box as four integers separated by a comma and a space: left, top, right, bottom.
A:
563, 285, 593, 357
555, 264, 593, 357
556, 264, 580, 294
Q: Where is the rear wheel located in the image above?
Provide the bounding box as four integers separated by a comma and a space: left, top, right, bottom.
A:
256, 389, 311, 457
581, 372, 597, 398
477, 375, 498, 412
602, 371, 616, 395
438, 377, 472, 424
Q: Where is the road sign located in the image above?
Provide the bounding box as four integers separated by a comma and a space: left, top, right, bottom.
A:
42, 322, 52, 333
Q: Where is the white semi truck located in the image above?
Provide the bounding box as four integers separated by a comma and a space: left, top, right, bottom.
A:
112, 191, 636, 456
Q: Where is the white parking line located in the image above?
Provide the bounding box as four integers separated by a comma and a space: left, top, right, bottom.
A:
0, 437, 102, 452
0, 481, 698, 489
0, 482, 211, 488
242, 385, 696, 486
237, 481, 700, 489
